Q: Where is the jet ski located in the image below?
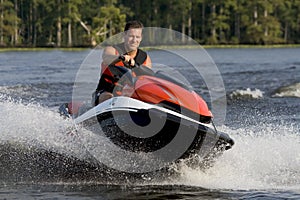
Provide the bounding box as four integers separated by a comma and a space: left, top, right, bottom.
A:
59, 55, 234, 170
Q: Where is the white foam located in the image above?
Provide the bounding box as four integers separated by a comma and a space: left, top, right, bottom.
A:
230, 88, 264, 99
0, 95, 88, 160
273, 82, 300, 98
170, 124, 300, 190
1, 95, 299, 191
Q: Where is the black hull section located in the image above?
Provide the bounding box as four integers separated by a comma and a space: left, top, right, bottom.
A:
81, 108, 234, 163
99, 111, 205, 154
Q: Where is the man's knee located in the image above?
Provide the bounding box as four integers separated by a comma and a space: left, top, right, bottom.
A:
98, 91, 113, 104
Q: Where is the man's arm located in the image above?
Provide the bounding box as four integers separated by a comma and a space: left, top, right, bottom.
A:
102, 46, 119, 66
102, 46, 136, 67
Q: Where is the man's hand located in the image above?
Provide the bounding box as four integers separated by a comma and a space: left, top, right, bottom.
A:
123, 55, 135, 67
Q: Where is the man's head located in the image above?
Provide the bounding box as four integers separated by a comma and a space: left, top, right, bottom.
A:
124, 20, 144, 32
124, 21, 143, 52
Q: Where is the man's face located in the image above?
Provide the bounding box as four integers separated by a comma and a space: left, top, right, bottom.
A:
124, 28, 142, 52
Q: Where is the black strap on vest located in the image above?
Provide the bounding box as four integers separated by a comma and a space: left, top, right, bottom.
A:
113, 43, 147, 66
95, 43, 147, 94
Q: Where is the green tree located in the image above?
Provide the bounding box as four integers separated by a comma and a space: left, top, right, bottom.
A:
62, 0, 83, 46
75, 0, 126, 46
92, 4, 126, 44
290, 0, 300, 43
206, 0, 232, 44
3, 0, 300, 47
241, 0, 282, 44
260, 0, 282, 44
0, 0, 20, 46
276, 0, 294, 43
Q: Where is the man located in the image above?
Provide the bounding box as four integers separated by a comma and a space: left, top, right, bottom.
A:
93, 20, 152, 105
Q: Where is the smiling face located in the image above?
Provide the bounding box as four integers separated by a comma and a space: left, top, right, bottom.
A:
124, 28, 142, 52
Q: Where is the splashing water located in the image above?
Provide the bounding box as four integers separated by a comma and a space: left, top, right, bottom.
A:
230, 88, 264, 100
1, 94, 300, 192
273, 82, 300, 98
171, 124, 300, 191
0, 94, 87, 161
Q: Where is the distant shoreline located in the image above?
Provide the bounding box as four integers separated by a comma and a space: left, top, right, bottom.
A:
0, 47, 91, 52
1, 44, 300, 52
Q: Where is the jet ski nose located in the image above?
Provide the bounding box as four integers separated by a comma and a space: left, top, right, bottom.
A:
218, 131, 235, 150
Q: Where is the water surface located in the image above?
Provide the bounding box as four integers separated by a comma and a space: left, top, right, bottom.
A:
0, 48, 299, 199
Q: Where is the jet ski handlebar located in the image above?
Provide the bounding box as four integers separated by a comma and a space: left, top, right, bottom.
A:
118, 55, 155, 76
118, 55, 139, 69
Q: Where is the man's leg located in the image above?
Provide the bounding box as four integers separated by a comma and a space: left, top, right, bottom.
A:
98, 91, 113, 104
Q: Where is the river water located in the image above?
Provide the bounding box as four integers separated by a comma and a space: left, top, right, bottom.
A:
0, 47, 299, 199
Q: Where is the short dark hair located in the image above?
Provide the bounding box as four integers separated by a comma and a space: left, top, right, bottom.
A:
124, 20, 143, 32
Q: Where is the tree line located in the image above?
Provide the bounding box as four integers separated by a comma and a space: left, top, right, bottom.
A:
1, 0, 300, 47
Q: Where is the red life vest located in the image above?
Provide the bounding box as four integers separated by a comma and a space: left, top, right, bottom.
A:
96, 43, 148, 92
